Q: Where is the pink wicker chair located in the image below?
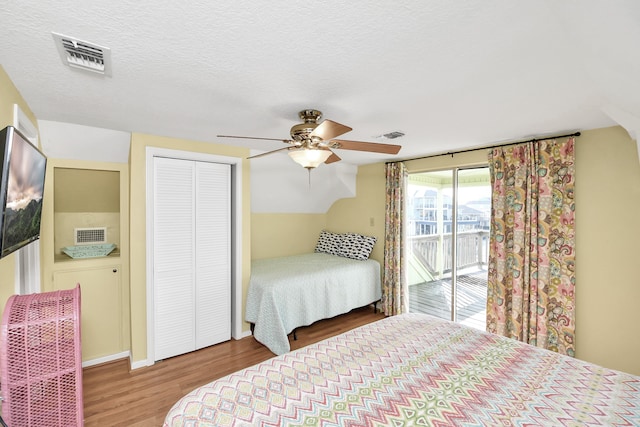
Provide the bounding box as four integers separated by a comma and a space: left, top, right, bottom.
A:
1, 285, 83, 426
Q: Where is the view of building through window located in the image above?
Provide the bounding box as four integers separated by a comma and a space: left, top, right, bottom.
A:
407, 167, 490, 330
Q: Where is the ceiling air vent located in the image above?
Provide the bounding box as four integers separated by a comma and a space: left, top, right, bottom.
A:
382, 131, 405, 139
376, 131, 405, 140
52, 32, 112, 76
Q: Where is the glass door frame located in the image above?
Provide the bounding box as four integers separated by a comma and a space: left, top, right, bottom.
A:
407, 165, 490, 328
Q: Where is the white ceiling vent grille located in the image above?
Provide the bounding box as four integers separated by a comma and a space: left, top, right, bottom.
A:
375, 131, 405, 140
382, 131, 405, 139
75, 227, 107, 245
52, 32, 112, 76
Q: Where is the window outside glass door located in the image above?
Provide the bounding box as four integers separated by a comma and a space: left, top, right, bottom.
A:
407, 167, 490, 330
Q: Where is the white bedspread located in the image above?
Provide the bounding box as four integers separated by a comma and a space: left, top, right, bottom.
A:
245, 253, 381, 355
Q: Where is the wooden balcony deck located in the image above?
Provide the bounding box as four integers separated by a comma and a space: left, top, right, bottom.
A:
408, 271, 487, 331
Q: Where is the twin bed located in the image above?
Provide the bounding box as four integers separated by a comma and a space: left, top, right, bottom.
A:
245, 230, 382, 355
164, 312, 640, 426
245, 252, 381, 355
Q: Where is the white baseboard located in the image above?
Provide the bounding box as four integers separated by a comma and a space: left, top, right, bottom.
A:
128, 333, 254, 371
82, 351, 130, 368
129, 357, 154, 370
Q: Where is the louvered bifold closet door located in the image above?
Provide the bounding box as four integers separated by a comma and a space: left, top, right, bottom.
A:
194, 161, 231, 348
153, 157, 196, 360
152, 157, 231, 361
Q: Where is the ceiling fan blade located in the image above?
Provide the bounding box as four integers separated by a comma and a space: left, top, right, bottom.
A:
330, 139, 402, 155
247, 147, 291, 159
310, 120, 352, 141
218, 135, 292, 143
323, 149, 341, 164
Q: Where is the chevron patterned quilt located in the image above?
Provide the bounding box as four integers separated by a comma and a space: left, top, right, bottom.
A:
164, 313, 640, 426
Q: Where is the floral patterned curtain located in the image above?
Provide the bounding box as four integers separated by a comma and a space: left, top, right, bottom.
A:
382, 162, 408, 316
486, 137, 576, 356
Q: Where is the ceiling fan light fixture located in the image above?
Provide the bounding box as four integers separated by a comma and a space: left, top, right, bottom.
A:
288, 149, 331, 169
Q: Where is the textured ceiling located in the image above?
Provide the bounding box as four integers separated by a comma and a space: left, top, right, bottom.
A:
1, 1, 639, 165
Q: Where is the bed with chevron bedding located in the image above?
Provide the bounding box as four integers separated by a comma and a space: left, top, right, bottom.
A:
163, 313, 640, 426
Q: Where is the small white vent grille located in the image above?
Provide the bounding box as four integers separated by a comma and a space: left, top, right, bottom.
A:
52, 32, 112, 76
382, 131, 405, 139
374, 131, 405, 140
75, 227, 107, 245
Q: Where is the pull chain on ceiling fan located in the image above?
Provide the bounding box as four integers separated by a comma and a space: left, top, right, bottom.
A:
217, 109, 402, 169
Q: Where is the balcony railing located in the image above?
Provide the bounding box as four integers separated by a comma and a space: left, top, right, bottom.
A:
408, 230, 489, 279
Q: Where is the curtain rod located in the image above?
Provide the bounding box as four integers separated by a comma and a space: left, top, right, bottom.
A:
390, 131, 581, 164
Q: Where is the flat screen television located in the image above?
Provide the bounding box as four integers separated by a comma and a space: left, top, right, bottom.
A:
0, 125, 47, 259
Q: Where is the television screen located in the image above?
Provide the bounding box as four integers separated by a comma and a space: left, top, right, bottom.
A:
0, 126, 47, 258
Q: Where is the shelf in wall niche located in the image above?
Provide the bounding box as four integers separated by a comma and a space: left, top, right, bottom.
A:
54, 251, 121, 264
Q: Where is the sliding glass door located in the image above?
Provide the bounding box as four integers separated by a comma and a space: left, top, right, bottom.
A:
406, 167, 490, 330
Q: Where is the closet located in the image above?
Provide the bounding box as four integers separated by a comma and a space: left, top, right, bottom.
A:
152, 157, 231, 361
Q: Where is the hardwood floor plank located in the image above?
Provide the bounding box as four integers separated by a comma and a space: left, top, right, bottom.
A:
82, 306, 384, 426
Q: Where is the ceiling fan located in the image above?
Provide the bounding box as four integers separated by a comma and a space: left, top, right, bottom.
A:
217, 109, 402, 169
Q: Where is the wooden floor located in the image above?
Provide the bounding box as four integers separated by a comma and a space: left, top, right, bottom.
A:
82, 306, 384, 426
409, 271, 487, 330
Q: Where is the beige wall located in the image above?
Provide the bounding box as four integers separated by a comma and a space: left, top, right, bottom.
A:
574, 126, 640, 375
326, 163, 387, 265
249, 165, 387, 262
325, 127, 640, 375
252, 164, 388, 265
251, 213, 326, 259
128, 133, 251, 364
0, 66, 39, 316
